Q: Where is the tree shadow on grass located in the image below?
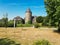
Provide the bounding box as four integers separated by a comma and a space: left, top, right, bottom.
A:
53, 30, 60, 34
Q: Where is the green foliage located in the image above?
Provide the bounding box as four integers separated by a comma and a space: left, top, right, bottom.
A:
26, 20, 32, 24
2, 18, 8, 28
34, 23, 40, 28
16, 20, 24, 24
23, 24, 33, 27
33, 40, 51, 45
17, 24, 33, 27
36, 16, 43, 23
16, 20, 22, 24
8, 20, 15, 27
0, 17, 8, 27
28, 20, 32, 24
2, 14, 8, 28
39, 23, 42, 27
44, 0, 60, 28
0, 21, 4, 27
17, 24, 23, 27
0, 38, 20, 45
42, 16, 49, 26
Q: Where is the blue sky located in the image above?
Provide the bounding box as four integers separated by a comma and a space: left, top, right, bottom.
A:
0, 0, 47, 19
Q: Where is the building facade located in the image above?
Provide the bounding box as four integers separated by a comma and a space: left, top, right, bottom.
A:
25, 8, 32, 24
13, 16, 24, 24
13, 8, 37, 24
32, 16, 37, 23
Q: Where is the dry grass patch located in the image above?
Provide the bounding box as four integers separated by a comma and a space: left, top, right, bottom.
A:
0, 27, 60, 45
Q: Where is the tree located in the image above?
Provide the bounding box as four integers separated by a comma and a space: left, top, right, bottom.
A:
44, 0, 60, 31
8, 20, 17, 27
2, 13, 8, 28
36, 16, 43, 23
55, 6, 60, 31
42, 16, 49, 26
0, 19, 4, 27
44, 0, 56, 26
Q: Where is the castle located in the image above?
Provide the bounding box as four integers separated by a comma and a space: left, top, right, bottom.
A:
14, 8, 37, 24
25, 8, 32, 24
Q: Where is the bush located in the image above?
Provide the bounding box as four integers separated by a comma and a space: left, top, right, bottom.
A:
23, 24, 33, 27
0, 38, 20, 45
33, 40, 51, 45
0, 22, 4, 27
34, 23, 40, 28
28, 21, 32, 24
17, 24, 33, 27
8, 20, 17, 27
42, 22, 48, 26
17, 24, 23, 27
25, 21, 32, 24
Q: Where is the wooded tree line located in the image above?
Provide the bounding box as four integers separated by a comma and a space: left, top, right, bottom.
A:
44, 0, 60, 31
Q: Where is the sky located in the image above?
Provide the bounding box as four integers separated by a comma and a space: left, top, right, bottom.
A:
0, 0, 47, 20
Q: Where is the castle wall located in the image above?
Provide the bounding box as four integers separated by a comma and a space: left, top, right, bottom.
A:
25, 12, 32, 24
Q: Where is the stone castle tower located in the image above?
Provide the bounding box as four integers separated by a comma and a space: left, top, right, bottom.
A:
25, 8, 32, 24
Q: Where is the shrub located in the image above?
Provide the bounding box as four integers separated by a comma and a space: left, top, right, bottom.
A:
26, 21, 32, 24
17, 24, 33, 27
28, 21, 32, 24
23, 24, 33, 27
39, 23, 42, 27
34, 23, 40, 28
16, 20, 24, 24
33, 40, 51, 45
17, 24, 23, 27
0, 22, 4, 27
0, 38, 20, 45
8, 20, 14, 27
8, 20, 17, 27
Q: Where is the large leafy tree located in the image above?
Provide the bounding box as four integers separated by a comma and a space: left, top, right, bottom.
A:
36, 16, 43, 23
44, 0, 56, 26
44, 0, 60, 31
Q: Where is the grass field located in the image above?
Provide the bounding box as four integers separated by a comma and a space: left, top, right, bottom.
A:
0, 27, 60, 45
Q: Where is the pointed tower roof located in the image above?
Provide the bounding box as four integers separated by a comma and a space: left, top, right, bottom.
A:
26, 8, 32, 13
